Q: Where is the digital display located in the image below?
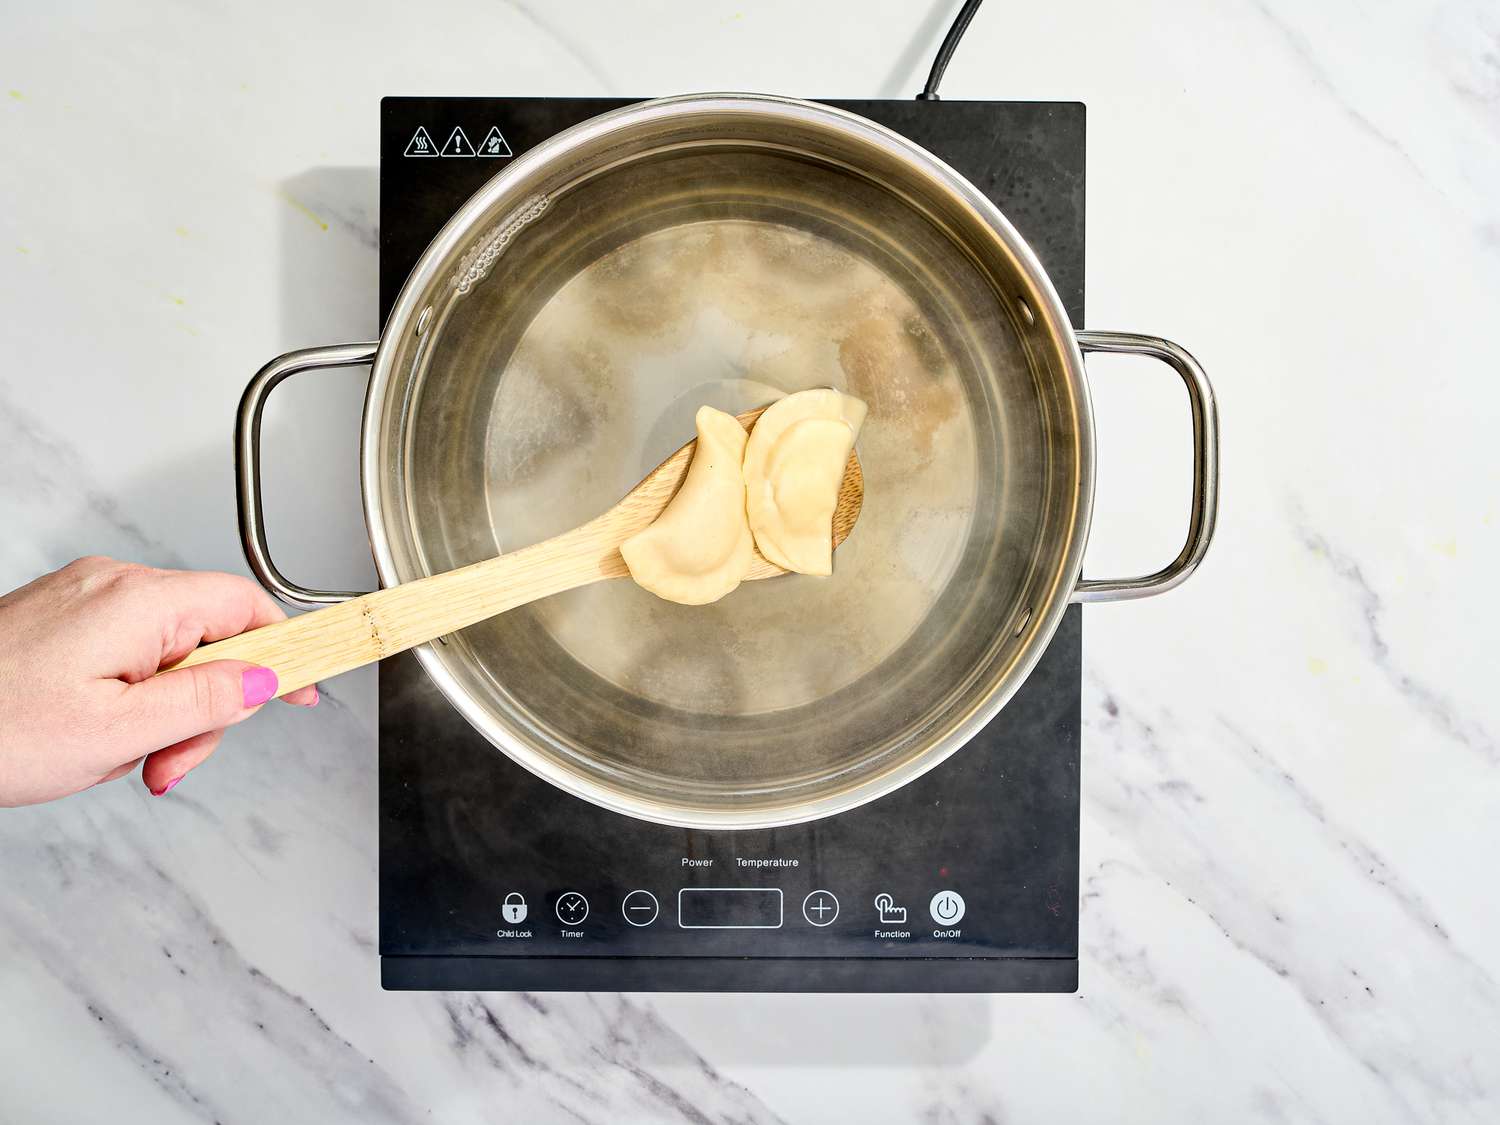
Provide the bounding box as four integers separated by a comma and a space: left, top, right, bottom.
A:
678, 888, 784, 929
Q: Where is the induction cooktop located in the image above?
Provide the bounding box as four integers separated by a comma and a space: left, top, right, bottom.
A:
377, 96, 1085, 992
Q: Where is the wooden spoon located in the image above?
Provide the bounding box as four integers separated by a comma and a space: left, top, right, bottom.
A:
167, 407, 864, 697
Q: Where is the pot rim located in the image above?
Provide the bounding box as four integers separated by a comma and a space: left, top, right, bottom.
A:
359, 92, 1094, 829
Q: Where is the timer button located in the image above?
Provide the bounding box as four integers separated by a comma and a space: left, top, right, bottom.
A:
554, 891, 590, 925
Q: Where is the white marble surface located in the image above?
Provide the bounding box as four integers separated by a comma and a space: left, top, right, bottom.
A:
3, 0, 1499, 1120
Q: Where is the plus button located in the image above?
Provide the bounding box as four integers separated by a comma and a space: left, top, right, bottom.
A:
802, 890, 840, 927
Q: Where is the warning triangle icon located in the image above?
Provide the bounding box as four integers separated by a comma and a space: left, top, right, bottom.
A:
441, 126, 476, 157
477, 126, 513, 158
404, 126, 438, 158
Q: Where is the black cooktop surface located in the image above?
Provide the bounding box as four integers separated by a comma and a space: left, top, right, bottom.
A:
378, 96, 1084, 992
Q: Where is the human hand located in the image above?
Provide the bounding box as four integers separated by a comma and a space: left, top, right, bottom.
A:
0, 557, 317, 806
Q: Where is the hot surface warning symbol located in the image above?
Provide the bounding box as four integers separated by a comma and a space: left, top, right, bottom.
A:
404, 126, 438, 157
441, 126, 476, 157
477, 126, 513, 157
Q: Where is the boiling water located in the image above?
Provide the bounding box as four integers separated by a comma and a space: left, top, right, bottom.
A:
481, 219, 977, 714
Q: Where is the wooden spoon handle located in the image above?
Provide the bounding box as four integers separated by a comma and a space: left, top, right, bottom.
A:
160, 406, 864, 699
167, 530, 629, 697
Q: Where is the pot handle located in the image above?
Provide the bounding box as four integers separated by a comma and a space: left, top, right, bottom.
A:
1071, 331, 1219, 603
237, 342, 380, 608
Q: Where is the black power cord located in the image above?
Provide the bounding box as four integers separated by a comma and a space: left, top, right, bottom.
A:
916, 0, 985, 100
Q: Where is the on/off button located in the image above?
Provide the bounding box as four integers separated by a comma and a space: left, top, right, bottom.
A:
929, 890, 966, 925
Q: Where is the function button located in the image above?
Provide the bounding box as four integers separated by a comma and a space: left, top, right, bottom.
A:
874, 893, 908, 924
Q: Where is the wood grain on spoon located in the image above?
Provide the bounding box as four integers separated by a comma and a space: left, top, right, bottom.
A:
166, 407, 864, 697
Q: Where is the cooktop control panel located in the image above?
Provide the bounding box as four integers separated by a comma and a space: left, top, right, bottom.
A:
486, 885, 969, 941
378, 97, 1084, 992
476, 868, 975, 951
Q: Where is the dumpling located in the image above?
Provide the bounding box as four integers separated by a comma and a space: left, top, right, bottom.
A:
742, 389, 866, 576
621, 406, 754, 605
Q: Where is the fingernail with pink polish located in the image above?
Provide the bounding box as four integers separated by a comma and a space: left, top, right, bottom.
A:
242, 666, 279, 708
151, 776, 183, 797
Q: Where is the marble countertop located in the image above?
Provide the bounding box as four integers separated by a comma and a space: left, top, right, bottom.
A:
3, 1, 1498, 1120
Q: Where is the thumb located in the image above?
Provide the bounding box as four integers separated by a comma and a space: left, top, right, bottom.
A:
122, 662, 279, 752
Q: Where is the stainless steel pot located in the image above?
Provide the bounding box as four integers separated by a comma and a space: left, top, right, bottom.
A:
238, 94, 1218, 829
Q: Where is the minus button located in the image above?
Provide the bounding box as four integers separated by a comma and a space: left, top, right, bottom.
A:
621, 890, 660, 927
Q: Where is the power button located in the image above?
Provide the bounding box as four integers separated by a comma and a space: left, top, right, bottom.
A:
929, 890, 966, 925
